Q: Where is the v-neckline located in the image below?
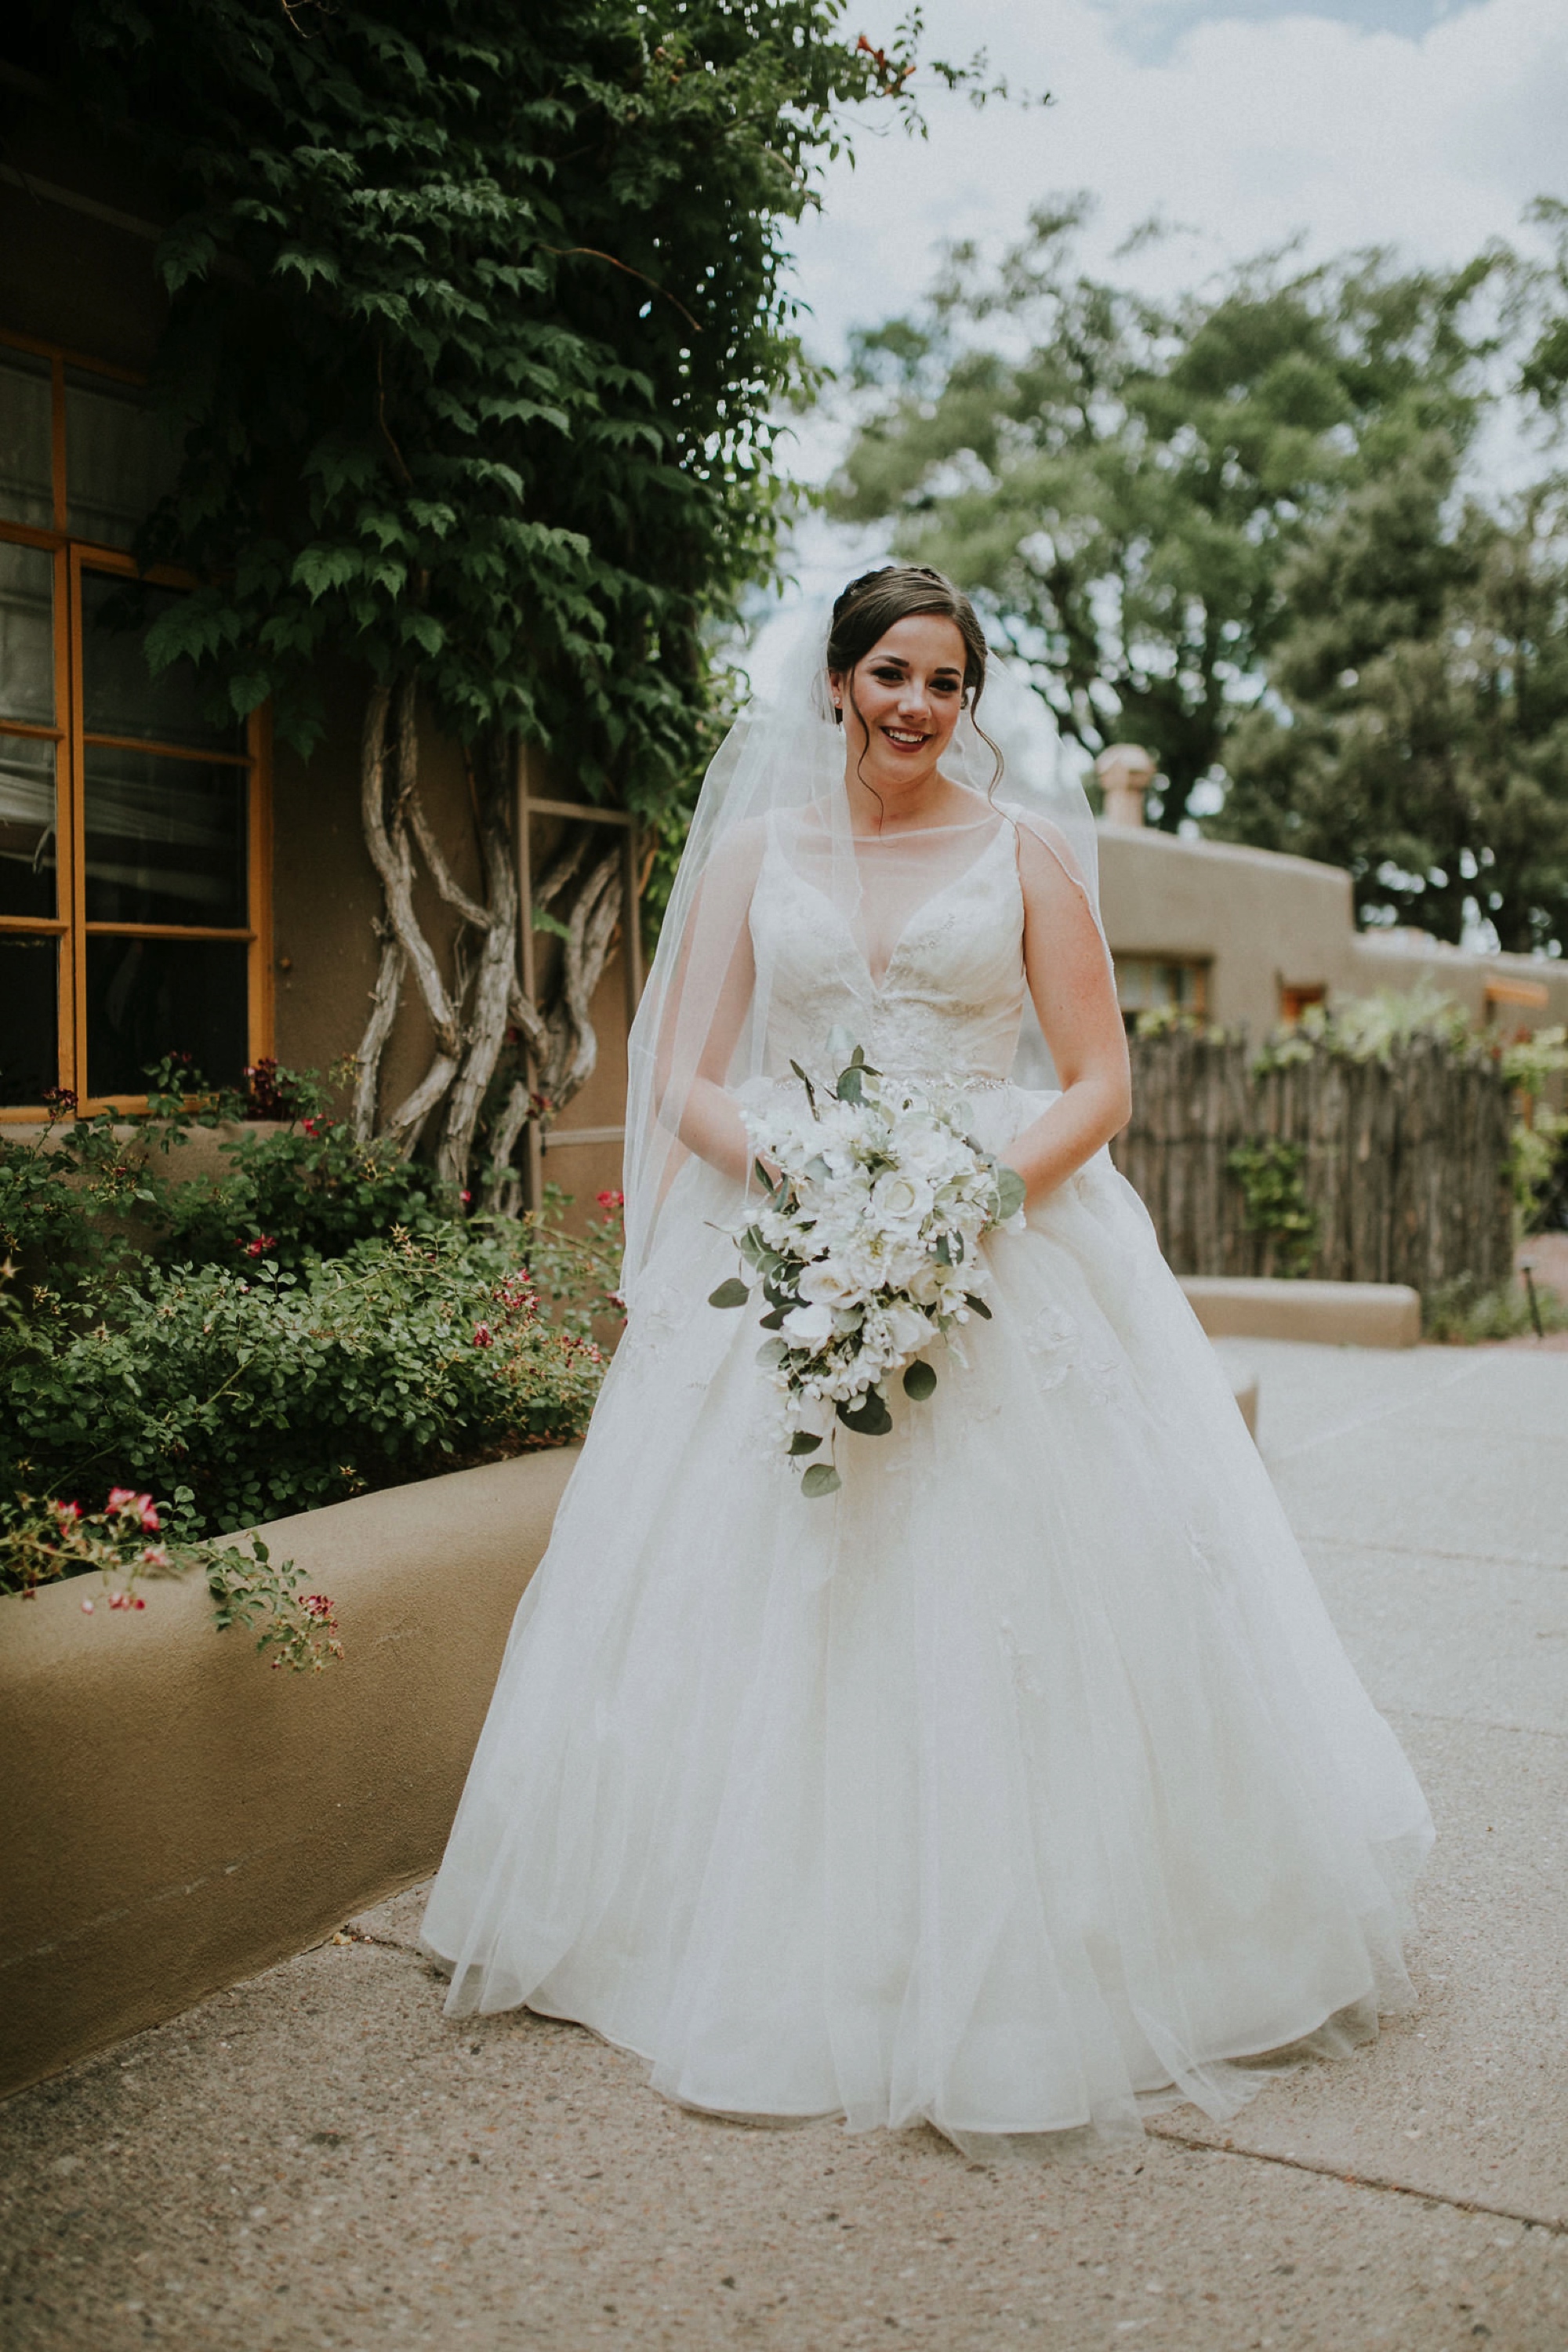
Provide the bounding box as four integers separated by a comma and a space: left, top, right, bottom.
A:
766, 816, 1015, 994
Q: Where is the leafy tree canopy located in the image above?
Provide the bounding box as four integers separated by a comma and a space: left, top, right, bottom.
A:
38, 0, 953, 817
1213, 461, 1568, 954
831, 197, 1497, 830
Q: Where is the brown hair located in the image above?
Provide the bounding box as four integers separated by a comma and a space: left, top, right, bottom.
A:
826, 564, 1001, 790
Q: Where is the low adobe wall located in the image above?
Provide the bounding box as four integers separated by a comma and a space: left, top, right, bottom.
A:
0, 1447, 579, 2104
1181, 1276, 1422, 1348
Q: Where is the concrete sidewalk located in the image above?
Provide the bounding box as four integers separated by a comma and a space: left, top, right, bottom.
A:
2, 1340, 1566, 2350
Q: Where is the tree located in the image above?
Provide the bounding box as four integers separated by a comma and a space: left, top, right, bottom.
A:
1213, 460, 1568, 954
831, 199, 1494, 828
38, 0, 956, 1196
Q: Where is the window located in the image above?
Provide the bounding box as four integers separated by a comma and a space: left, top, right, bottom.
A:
1113, 954, 1209, 1026
0, 331, 270, 1114
1279, 982, 1327, 1025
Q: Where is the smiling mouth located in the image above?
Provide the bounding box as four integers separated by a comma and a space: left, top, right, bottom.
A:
881, 727, 928, 749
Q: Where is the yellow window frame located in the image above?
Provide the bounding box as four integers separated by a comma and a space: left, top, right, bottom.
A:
0, 326, 273, 1117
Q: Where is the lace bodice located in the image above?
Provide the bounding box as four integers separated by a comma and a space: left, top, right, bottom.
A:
749, 816, 1025, 1081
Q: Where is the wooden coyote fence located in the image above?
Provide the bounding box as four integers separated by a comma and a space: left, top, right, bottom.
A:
1111, 1029, 1514, 1292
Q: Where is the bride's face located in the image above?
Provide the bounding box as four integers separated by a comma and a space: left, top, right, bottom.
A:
831, 615, 969, 794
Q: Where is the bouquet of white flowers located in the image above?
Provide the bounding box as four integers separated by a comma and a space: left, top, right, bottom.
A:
709, 1033, 1027, 1496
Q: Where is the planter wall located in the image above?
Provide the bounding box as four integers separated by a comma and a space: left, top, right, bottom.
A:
0, 1446, 579, 2103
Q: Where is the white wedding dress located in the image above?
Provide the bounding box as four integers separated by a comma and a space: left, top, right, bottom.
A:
421, 809, 1433, 2152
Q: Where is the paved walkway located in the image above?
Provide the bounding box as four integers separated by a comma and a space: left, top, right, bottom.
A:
2, 1340, 1566, 2350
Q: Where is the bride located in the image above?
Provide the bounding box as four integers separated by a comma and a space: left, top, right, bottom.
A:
421, 564, 1433, 2154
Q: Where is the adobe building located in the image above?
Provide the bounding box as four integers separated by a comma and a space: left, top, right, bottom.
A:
1093, 746, 1568, 1041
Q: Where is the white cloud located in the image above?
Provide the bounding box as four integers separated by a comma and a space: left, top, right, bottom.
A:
783, 0, 1568, 370
749, 0, 1566, 646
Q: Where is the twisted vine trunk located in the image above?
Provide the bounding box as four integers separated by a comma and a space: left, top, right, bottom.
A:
352, 678, 628, 1202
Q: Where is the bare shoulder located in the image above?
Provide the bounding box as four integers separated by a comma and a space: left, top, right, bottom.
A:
1011, 813, 1094, 913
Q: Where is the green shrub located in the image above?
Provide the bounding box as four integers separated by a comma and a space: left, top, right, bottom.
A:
1225, 1138, 1319, 1276
156, 1102, 452, 1273
1424, 1269, 1568, 1343
0, 1094, 169, 1301
1, 1230, 603, 1539
1255, 982, 1484, 1071
511, 1183, 626, 1338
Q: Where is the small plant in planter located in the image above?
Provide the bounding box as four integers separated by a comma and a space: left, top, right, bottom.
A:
1, 1487, 343, 1672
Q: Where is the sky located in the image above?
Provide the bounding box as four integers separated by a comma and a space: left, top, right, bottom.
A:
758, 0, 1568, 619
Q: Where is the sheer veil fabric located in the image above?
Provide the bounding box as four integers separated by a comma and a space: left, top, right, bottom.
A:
420, 608, 1434, 2160
620, 612, 1103, 1288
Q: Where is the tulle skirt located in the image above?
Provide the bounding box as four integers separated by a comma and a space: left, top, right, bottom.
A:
420, 1083, 1432, 2153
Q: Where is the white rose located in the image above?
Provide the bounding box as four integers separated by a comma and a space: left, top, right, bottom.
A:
906, 1259, 942, 1307
797, 1258, 862, 1309
791, 1389, 838, 1439
781, 1300, 835, 1348
883, 1300, 934, 1358
871, 1171, 931, 1227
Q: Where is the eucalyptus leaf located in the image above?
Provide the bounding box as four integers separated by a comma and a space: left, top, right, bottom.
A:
902, 1358, 938, 1401
837, 1388, 893, 1438
964, 1293, 993, 1319
800, 1461, 842, 1499
836, 1066, 864, 1105
708, 1277, 750, 1309
756, 1337, 788, 1369
787, 1430, 822, 1455
995, 1167, 1027, 1221
789, 1059, 818, 1116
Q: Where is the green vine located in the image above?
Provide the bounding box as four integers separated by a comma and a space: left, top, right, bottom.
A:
1226, 1138, 1319, 1277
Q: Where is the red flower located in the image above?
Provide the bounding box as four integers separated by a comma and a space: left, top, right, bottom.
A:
596, 1189, 625, 1211
53, 1500, 82, 1527
241, 1234, 279, 1260
141, 1545, 170, 1568
459, 1189, 473, 1207
106, 1488, 160, 1532
472, 1323, 494, 1348
301, 1593, 336, 1622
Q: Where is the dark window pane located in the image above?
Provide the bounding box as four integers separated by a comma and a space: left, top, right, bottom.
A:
0, 733, 57, 918
0, 935, 58, 1106
86, 935, 247, 1097
0, 540, 54, 724
80, 571, 243, 754
84, 743, 246, 926
65, 368, 178, 552
0, 347, 53, 531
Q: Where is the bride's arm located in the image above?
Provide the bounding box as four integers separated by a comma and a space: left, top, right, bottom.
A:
653, 830, 764, 1188
1000, 823, 1132, 1205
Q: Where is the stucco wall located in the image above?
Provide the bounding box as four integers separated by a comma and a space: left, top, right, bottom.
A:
0, 1446, 579, 2103
1097, 822, 1568, 1044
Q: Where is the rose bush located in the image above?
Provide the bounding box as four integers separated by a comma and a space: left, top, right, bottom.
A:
2, 1230, 603, 1541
